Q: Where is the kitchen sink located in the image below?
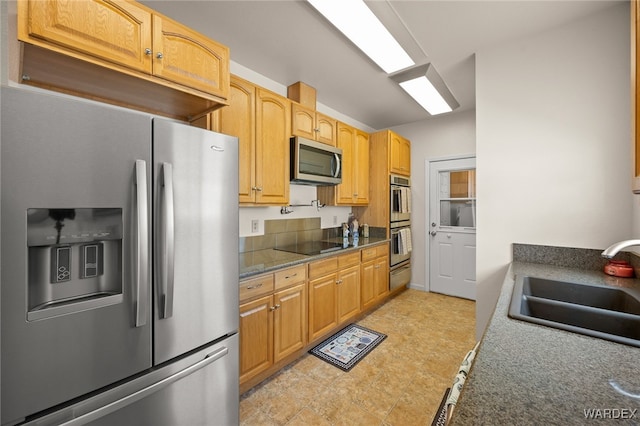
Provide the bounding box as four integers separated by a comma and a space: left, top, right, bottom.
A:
509, 275, 640, 347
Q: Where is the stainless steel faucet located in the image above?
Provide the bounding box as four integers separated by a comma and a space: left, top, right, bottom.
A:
601, 239, 640, 258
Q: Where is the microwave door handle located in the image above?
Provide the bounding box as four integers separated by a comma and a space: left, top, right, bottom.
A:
160, 162, 175, 319
333, 153, 341, 178
134, 160, 149, 328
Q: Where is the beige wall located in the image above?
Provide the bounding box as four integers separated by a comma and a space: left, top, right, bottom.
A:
475, 3, 632, 339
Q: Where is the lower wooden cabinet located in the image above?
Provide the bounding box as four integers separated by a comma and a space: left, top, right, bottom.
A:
239, 295, 272, 383
308, 252, 360, 342
361, 244, 389, 311
337, 264, 361, 324
273, 284, 307, 362
239, 282, 306, 384
308, 272, 338, 342
240, 243, 389, 390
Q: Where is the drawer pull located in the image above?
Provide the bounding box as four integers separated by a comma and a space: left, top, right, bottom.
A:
246, 283, 263, 290
285, 273, 298, 279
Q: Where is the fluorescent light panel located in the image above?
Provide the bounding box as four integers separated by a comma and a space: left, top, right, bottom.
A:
399, 76, 452, 115
391, 64, 459, 116
307, 0, 414, 73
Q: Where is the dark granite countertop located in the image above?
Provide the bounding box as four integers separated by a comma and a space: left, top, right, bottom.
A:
239, 236, 389, 279
451, 261, 640, 425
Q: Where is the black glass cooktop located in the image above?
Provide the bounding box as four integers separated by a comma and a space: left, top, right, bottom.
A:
275, 241, 344, 256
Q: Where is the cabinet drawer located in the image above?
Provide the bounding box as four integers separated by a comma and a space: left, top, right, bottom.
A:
274, 264, 306, 290
339, 252, 361, 269
240, 274, 275, 302
376, 244, 389, 257
308, 257, 338, 279
361, 247, 378, 262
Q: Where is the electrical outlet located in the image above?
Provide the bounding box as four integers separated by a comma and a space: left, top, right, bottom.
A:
251, 219, 259, 233
333, 215, 337, 225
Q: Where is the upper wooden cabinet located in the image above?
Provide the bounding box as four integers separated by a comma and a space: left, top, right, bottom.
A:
211, 76, 289, 205
17, 0, 229, 121
352, 129, 412, 235
254, 88, 291, 205
24, 0, 153, 73
151, 14, 229, 99
215, 76, 257, 204
318, 122, 369, 206
291, 104, 337, 146
389, 132, 411, 176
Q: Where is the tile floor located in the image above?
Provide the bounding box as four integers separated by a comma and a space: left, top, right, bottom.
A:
239, 289, 476, 425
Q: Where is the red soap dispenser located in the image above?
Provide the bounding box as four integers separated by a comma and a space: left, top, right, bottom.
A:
603, 260, 635, 278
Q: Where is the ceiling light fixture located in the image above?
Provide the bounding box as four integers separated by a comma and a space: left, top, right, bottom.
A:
391, 64, 460, 115
307, 0, 414, 73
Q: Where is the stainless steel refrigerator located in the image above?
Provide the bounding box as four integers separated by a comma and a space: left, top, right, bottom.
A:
1, 87, 239, 425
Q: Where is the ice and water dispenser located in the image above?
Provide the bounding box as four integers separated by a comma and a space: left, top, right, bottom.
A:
27, 208, 123, 321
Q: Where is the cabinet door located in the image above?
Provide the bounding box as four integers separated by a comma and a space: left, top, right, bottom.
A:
390, 133, 411, 176
374, 257, 389, 300
353, 129, 370, 205
152, 14, 229, 98
239, 295, 273, 383
316, 112, 337, 146
360, 260, 377, 311
291, 104, 316, 140
24, 0, 153, 73
337, 265, 361, 324
273, 284, 306, 362
335, 123, 356, 204
218, 76, 256, 204
308, 274, 338, 342
255, 89, 290, 205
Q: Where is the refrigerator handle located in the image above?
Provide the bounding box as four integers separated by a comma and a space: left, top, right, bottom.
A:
58, 346, 230, 426
160, 162, 175, 319
134, 160, 149, 327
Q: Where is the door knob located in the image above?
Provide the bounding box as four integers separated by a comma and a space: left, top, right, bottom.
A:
431, 222, 436, 227
430, 231, 436, 236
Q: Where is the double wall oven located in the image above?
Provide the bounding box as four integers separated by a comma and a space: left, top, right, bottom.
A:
389, 174, 412, 290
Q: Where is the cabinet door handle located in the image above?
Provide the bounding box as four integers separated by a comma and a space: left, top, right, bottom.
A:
145, 48, 152, 55
156, 52, 164, 59
269, 304, 280, 311
246, 283, 263, 290
336, 279, 343, 284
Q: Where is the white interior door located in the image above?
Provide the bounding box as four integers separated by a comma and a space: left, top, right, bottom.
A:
429, 157, 476, 300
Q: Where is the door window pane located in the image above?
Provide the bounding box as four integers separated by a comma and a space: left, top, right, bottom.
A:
440, 200, 476, 227
439, 169, 476, 228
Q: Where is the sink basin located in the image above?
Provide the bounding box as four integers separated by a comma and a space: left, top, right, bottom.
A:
509, 275, 640, 347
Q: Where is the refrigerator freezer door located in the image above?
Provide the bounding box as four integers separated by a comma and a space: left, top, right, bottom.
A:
153, 119, 239, 364
1, 88, 153, 424
20, 334, 239, 426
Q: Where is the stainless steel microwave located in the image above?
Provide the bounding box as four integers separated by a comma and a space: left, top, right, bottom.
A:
290, 136, 342, 185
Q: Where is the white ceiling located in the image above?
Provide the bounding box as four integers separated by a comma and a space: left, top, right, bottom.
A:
143, 0, 622, 130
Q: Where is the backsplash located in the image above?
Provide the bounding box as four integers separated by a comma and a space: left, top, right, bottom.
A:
239, 218, 386, 253
512, 243, 634, 271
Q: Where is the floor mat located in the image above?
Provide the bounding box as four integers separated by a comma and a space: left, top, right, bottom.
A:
308, 324, 386, 371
